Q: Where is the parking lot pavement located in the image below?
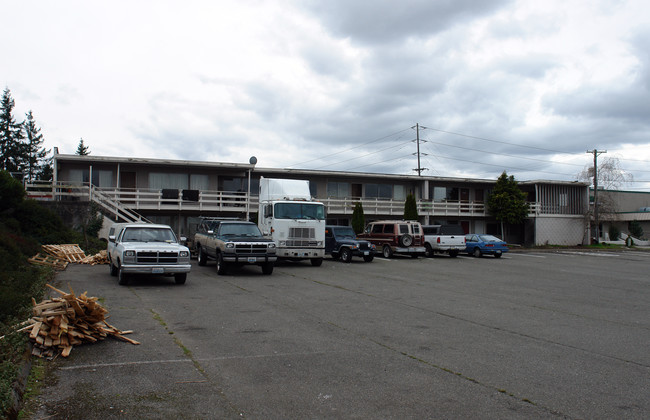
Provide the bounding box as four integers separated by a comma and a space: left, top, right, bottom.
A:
28, 250, 650, 419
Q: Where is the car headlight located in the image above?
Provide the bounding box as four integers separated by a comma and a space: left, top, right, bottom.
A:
226, 243, 235, 249
123, 250, 136, 263
179, 251, 189, 258
268, 243, 276, 249
317, 241, 323, 246
279, 240, 287, 246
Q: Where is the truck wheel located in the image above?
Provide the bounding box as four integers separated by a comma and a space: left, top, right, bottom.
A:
109, 260, 118, 276
473, 248, 482, 258
399, 234, 413, 247
174, 273, 187, 284
340, 248, 352, 263
424, 243, 434, 258
449, 250, 459, 258
197, 246, 207, 266
216, 253, 228, 275
118, 265, 129, 286
382, 245, 393, 258
363, 255, 374, 262
262, 262, 274, 275
310, 258, 323, 267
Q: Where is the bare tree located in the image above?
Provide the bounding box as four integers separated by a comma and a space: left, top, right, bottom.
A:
577, 156, 632, 241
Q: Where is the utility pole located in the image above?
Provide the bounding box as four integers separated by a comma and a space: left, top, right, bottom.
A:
587, 149, 606, 244
412, 123, 428, 176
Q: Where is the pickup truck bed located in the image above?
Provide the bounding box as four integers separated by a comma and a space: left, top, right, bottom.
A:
422, 225, 466, 258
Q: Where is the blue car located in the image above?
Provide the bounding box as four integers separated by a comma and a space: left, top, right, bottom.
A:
465, 234, 508, 258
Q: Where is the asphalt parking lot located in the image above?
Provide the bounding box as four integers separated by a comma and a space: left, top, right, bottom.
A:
29, 250, 650, 419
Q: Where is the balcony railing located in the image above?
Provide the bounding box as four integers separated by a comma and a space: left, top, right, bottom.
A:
25, 182, 545, 217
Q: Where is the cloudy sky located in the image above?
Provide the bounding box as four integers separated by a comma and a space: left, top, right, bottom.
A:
3, 0, 650, 189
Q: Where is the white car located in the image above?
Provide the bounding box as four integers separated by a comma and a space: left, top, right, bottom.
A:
108, 223, 191, 285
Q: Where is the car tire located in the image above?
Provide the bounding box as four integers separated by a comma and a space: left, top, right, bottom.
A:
382, 245, 393, 258
262, 262, 274, 275
216, 253, 228, 275
175, 273, 187, 284
399, 234, 413, 247
310, 258, 323, 267
473, 247, 482, 258
340, 248, 352, 263
449, 250, 459, 258
197, 246, 207, 266
118, 265, 129, 286
494, 253, 502, 258
424, 243, 433, 258
363, 255, 374, 262
109, 260, 118, 276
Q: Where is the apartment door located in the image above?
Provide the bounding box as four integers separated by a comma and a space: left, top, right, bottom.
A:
120, 171, 136, 203
460, 188, 470, 212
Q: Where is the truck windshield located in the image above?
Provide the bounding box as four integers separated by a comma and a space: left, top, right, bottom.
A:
219, 223, 263, 237
121, 227, 177, 243
274, 203, 325, 220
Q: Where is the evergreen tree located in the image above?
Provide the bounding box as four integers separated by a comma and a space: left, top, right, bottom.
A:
487, 171, 529, 239
76, 138, 90, 155
404, 193, 419, 221
0, 88, 26, 173
23, 110, 49, 182
351, 202, 365, 234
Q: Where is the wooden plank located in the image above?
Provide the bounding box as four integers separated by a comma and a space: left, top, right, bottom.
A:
29, 322, 43, 339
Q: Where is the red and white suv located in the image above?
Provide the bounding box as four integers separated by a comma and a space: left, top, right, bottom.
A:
358, 220, 425, 258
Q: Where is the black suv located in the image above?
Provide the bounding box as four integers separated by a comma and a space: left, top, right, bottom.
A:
325, 226, 376, 263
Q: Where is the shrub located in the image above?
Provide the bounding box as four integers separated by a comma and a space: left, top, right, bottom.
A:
608, 225, 620, 241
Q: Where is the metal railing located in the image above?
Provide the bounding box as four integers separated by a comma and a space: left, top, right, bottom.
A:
25, 182, 544, 218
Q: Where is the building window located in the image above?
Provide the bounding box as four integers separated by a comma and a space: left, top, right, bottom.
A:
433, 186, 459, 202
220, 177, 244, 192
190, 174, 209, 191
393, 185, 406, 201
327, 182, 349, 198
366, 183, 392, 199
149, 173, 188, 190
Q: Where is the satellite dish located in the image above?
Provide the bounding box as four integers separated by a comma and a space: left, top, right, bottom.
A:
249, 156, 257, 165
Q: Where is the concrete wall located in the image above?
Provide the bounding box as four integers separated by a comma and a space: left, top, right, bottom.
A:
534, 215, 587, 246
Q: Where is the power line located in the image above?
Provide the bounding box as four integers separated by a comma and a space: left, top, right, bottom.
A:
313, 139, 413, 170
424, 127, 572, 154
286, 127, 412, 168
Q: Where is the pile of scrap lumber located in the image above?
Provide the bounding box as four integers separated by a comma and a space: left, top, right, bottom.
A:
79, 249, 109, 265
19, 284, 139, 359
29, 244, 109, 269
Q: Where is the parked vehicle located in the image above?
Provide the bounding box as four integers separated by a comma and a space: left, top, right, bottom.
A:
358, 220, 425, 258
258, 177, 326, 266
325, 226, 376, 262
194, 219, 277, 275
422, 224, 466, 258
107, 223, 192, 285
465, 234, 509, 258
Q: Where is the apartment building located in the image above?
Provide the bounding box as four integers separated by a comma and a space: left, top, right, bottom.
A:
31, 149, 590, 246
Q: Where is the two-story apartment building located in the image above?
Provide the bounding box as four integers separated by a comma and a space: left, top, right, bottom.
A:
30, 149, 590, 246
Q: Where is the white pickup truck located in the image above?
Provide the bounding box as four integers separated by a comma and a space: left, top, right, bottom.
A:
422, 224, 466, 258
107, 223, 192, 285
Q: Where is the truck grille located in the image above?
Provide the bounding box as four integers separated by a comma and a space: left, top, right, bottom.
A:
287, 227, 318, 247
136, 251, 179, 264
234, 243, 269, 255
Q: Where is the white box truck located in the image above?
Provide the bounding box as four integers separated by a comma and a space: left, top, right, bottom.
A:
258, 177, 326, 266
